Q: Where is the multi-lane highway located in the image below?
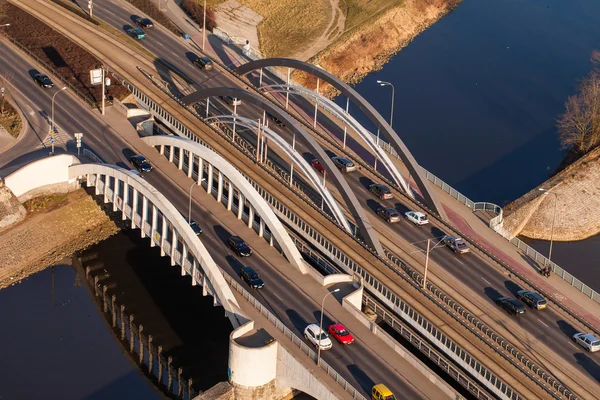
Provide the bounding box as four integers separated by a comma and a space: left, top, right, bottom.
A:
0, 37, 454, 399
27, 0, 600, 396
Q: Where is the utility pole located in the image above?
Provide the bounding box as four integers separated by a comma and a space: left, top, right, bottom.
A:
101, 66, 105, 115
423, 239, 430, 289
202, 0, 207, 50
88, 0, 93, 18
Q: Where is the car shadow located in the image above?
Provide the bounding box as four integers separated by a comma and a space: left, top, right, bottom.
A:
130, 14, 141, 24
504, 280, 522, 296
574, 353, 600, 383
286, 309, 309, 335
557, 319, 578, 339
366, 199, 381, 213
313, 309, 334, 330
347, 364, 374, 394
302, 151, 315, 163
324, 149, 336, 158
185, 51, 198, 65
27, 69, 41, 80
429, 225, 445, 238
115, 161, 128, 170
484, 286, 502, 302
224, 255, 244, 276
212, 224, 231, 244
359, 176, 374, 189
121, 148, 136, 160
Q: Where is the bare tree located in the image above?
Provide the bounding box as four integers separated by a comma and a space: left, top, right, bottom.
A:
0, 70, 14, 116
557, 60, 600, 154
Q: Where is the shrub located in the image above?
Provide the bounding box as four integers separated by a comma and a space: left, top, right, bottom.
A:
181, 0, 217, 30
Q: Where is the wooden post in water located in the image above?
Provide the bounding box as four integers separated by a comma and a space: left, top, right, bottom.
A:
157, 346, 163, 384
120, 305, 126, 340
85, 266, 91, 278
148, 335, 154, 374
187, 379, 193, 400
102, 285, 108, 312
94, 276, 99, 296
129, 315, 135, 353
111, 295, 116, 327
167, 356, 173, 392
177, 367, 183, 397
138, 325, 144, 364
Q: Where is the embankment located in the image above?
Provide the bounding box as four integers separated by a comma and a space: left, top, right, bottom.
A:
0, 189, 120, 289
502, 146, 600, 241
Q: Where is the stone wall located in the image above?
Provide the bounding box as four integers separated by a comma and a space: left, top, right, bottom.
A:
0, 182, 26, 231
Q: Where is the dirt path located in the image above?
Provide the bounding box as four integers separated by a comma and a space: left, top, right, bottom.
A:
293, 0, 346, 62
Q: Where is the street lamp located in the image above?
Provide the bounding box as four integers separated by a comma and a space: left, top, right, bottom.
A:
202, 0, 207, 50
317, 288, 340, 365
408, 237, 445, 289
539, 188, 558, 269
0, 23, 10, 27
50, 87, 68, 155
376, 80, 395, 128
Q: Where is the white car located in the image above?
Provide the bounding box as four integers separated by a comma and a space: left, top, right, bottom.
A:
304, 324, 332, 350
405, 211, 429, 226
573, 332, 600, 352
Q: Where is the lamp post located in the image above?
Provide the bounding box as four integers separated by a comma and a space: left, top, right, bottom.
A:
376, 80, 395, 128
0, 23, 10, 27
202, 0, 207, 51
539, 188, 558, 268
317, 288, 340, 365
50, 87, 68, 155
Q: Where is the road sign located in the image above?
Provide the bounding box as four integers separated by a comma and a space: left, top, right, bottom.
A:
50, 137, 54, 143
1, 87, 4, 96
90, 68, 103, 85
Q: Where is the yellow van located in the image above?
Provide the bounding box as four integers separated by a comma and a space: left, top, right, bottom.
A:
372, 383, 397, 400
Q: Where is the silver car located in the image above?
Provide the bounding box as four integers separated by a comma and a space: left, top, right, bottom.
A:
369, 184, 392, 200
377, 207, 400, 223
331, 156, 356, 172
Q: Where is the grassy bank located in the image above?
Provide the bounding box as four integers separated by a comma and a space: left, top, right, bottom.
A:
0, 99, 22, 138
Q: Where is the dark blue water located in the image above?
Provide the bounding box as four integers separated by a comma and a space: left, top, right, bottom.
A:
345, 0, 600, 206
0, 264, 163, 400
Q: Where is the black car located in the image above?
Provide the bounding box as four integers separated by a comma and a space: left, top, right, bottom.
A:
34, 73, 54, 88
129, 155, 153, 173
266, 112, 285, 127
183, 217, 203, 236
228, 236, 252, 257
369, 183, 393, 200
496, 297, 526, 316
376, 207, 401, 223
194, 56, 214, 71
516, 290, 547, 310
239, 266, 264, 289
135, 17, 153, 29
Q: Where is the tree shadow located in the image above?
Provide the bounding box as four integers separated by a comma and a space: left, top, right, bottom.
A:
286, 309, 309, 335
519, 253, 544, 274
504, 280, 522, 296
206, 35, 238, 68
574, 353, 600, 383
484, 286, 502, 302
347, 364, 374, 394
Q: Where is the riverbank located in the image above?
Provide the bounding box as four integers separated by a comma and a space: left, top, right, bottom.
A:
0, 189, 120, 289
502, 145, 600, 241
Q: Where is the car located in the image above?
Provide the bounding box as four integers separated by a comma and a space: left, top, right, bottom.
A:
33, 73, 54, 88
372, 384, 397, 400
129, 155, 152, 173
573, 332, 600, 352
220, 95, 241, 106
331, 156, 356, 172
134, 17, 153, 29
304, 324, 332, 350
495, 297, 525, 316
377, 207, 400, 223
369, 183, 392, 200
126, 27, 146, 40
311, 159, 327, 176
239, 266, 264, 289
516, 290, 547, 310
266, 112, 285, 127
227, 235, 252, 257
182, 216, 203, 236
404, 211, 429, 226
194, 56, 214, 71
443, 236, 470, 254
328, 323, 354, 344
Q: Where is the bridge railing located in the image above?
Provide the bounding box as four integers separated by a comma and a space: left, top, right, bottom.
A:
222, 273, 367, 400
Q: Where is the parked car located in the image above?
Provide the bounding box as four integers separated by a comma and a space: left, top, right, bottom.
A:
573, 332, 600, 352
227, 235, 252, 257
220, 95, 241, 106
369, 183, 392, 200
266, 112, 285, 127
331, 156, 356, 172
311, 159, 327, 176
126, 27, 146, 40
516, 290, 547, 310
239, 266, 264, 289
496, 297, 525, 316
304, 324, 332, 350
194, 56, 214, 70
134, 17, 153, 29
129, 155, 152, 173
372, 384, 397, 400
404, 211, 429, 226
443, 236, 470, 254
182, 216, 203, 236
377, 207, 400, 223
328, 323, 354, 345
33, 73, 54, 88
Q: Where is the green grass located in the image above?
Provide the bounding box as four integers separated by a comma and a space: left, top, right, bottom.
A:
340, 0, 404, 32
0, 100, 22, 138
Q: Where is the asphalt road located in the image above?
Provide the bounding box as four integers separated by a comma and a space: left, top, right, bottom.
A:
54, 0, 600, 393
0, 39, 441, 399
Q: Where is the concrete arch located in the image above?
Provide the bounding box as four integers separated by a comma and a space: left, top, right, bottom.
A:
68, 163, 247, 327
235, 58, 448, 221
204, 114, 352, 232
141, 134, 309, 273
182, 87, 384, 255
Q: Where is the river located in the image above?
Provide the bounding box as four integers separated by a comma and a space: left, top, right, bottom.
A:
346, 0, 600, 289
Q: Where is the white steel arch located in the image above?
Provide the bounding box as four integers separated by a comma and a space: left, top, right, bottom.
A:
260, 84, 412, 196
141, 135, 309, 274
204, 114, 352, 232
68, 163, 247, 327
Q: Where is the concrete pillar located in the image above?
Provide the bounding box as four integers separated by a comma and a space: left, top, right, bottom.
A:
206, 164, 213, 194
141, 196, 148, 238
112, 178, 120, 212
237, 194, 244, 219
197, 158, 204, 185
103, 175, 109, 203
122, 183, 129, 220
131, 189, 139, 229
182, 242, 188, 275
217, 172, 224, 203
259, 219, 265, 238
227, 182, 234, 211
161, 215, 168, 256
86, 173, 92, 187
202, 274, 208, 296
187, 151, 194, 177
192, 259, 198, 285
269, 234, 274, 246
178, 147, 184, 170
170, 229, 178, 266
150, 205, 158, 247
248, 206, 254, 229
160, 144, 165, 155
95, 174, 101, 195
169, 145, 174, 162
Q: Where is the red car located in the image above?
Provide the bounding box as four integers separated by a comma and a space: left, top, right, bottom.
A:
328, 323, 354, 344
311, 159, 327, 176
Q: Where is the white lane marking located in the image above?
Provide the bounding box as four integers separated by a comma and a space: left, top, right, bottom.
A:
480, 276, 491, 285
569, 342, 579, 350
454, 259, 465, 266
157, 42, 165, 48
26, 105, 35, 115
537, 319, 549, 328
273, 293, 284, 302
172, 52, 180, 59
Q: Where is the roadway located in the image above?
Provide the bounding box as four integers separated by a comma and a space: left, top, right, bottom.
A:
0, 37, 450, 399
56, 0, 600, 395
